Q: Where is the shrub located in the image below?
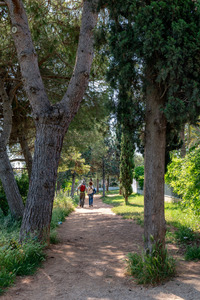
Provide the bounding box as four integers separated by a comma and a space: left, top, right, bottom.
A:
0, 183, 9, 216
185, 245, 200, 261
15, 173, 29, 203
0, 238, 46, 294
126, 244, 176, 285
175, 226, 196, 244
133, 166, 144, 189
50, 191, 76, 242
0, 173, 29, 216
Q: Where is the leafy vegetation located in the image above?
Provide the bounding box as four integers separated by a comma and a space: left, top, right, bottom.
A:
0, 174, 29, 216
133, 166, 144, 190
119, 132, 134, 205
0, 192, 76, 294
126, 244, 176, 285
50, 191, 77, 243
103, 193, 200, 260
166, 148, 200, 214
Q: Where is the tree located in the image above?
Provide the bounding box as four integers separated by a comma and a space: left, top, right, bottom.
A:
0, 78, 24, 219
100, 0, 200, 252
58, 148, 90, 197
4, 0, 99, 243
0, 0, 82, 213
119, 131, 134, 205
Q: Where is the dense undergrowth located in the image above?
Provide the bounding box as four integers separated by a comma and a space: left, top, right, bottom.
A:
0, 191, 77, 295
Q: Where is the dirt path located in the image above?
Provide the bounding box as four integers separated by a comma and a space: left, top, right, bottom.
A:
2, 195, 200, 300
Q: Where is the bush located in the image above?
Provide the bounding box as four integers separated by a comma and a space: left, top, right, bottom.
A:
0, 190, 76, 294
0, 184, 9, 216
126, 244, 176, 285
133, 166, 144, 190
175, 226, 196, 244
15, 173, 29, 203
185, 245, 200, 261
50, 191, 76, 242
0, 173, 29, 216
165, 149, 200, 215
0, 238, 46, 295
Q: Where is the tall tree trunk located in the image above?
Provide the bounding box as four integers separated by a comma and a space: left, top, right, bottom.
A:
20, 120, 66, 243
0, 146, 24, 219
6, 0, 99, 243
0, 79, 24, 219
96, 178, 99, 193
144, 84, 167, 252
106, 176, 109, 191
102, 158, 105, 197
70, 172, 76, 198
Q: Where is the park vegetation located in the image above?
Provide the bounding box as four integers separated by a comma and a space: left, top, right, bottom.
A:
0, 0, 200, 288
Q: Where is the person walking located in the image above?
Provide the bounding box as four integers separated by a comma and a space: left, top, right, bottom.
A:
77, 180, 86, 207
87, 179, 95, 207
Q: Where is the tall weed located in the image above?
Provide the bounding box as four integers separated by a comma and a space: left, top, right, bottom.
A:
127, 244, 176, 285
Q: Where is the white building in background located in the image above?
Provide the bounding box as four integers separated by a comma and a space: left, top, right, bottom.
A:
131, 178, 137, 193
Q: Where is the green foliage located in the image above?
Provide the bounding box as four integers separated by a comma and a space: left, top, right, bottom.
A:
15, 173, 29, 203
0, 190, 75, 294
50, 191, 76, 243
133, 166, 144, 189
175, 226, 196, 244
185, 245, 200, 261
100, 0, 200, 155
0, 173, 29, 216
0, 183, 9, 216
103, 193, 200, 255
0, 236, 46, 295
166, 148, 200, 214
120, 132, 134, 204
127, 244, 176, 285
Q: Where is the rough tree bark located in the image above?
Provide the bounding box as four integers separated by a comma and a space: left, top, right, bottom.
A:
102, 157, 105, 197
5, 0, 99, 242
0, 79, 24, 219
144, 82, 167, 252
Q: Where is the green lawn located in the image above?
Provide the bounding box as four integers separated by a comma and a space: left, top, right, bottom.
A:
103, 192, 200, 260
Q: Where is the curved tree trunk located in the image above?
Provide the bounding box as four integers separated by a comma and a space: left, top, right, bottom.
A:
6, 0, 99, 243
20, 120, 66, 243
0, 147, 24, 219
144, 83, 167, 252
0, 79, 24, 219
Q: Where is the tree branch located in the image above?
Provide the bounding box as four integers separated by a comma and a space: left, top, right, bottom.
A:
60, 0, 99, 120
4, 0, 50, 116
10, 158, 25, 162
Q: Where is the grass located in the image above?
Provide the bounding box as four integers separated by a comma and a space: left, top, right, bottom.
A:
103, 191, 200, 284
103, 192, 200, 260
127, 244, 176, 285
0, 191, 76, 295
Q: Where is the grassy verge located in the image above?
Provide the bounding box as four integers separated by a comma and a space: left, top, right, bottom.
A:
103, 192, 200, 284
103, 193, 200, 260
0, 191, 76, 295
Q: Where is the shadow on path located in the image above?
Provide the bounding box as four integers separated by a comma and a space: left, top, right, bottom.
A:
2, 195, 200, 300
